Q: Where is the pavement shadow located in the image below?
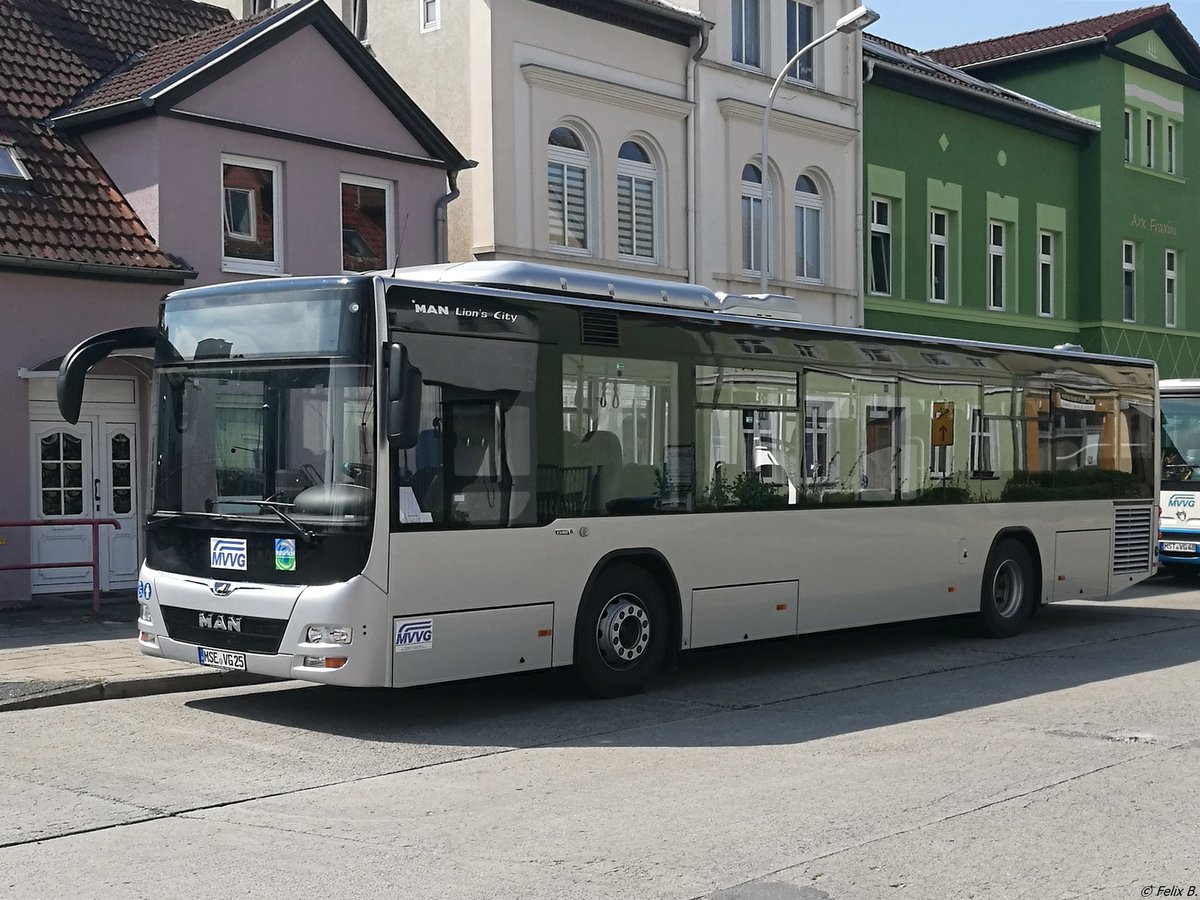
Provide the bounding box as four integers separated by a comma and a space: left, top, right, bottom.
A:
185, 583, 1200, 750
0, 597, 137, 649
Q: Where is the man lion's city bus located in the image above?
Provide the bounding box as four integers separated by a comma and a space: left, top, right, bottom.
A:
58, 263, 1159, 696
1158, 379, 1200, 578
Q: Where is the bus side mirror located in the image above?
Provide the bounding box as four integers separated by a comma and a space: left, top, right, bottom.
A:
386, 343, 423, 448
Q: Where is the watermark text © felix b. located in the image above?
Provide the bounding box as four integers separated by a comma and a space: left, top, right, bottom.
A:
1142, 888, 1197, 897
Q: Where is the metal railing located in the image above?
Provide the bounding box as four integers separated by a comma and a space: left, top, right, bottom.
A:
0, 518, 122, 613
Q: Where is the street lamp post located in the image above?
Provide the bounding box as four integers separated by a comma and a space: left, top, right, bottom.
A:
759, 4, 880, 293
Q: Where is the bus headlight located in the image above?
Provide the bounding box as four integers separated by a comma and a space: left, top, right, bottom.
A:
306, 625, 352, 645
139, 602, 152, 624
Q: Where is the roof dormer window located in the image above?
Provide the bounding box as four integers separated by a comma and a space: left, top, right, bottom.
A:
0, 144, 31, 182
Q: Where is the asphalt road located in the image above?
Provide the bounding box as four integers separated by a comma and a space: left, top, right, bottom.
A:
2, 580, 1199, 900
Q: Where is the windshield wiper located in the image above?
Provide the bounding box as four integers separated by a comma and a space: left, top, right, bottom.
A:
248, 500, 318, 544
146, 510, 228, 530
148, 505, 316, 543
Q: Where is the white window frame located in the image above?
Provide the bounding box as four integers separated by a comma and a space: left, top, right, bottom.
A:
0, 144, 31, 181
987, 220, 1006, 311
732, 0, 761, 70
805, 400, 836, 483
794, 177, 823, 283
1167, 121, 1177, 174
547, 134, 591, 256
741, 165, 768, 276
1166, 249, 1178, 328
223, 187, 255, 241
339, 173, 395, 275
221, 153, 283, 276
1124, 108, 1133, 162
1038, 230, 1055, 317
869, 197, 892, 296
785, 0, 815, 84
969, 408, 999, 478
929, 208, 949, 303
1123, 240, 1137, 323
616, 147, 657, 263
420, 0, 439, 32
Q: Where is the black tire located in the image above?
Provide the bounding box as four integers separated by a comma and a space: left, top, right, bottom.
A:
977, 537, 1036, 638
1163, 564, 1200, 582
573, 563, 669, 698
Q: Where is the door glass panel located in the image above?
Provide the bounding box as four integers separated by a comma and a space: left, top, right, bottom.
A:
40, 430, 86, 517
111, 432, 133, 517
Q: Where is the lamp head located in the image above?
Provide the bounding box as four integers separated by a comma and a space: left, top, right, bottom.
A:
836, 5, 880, 33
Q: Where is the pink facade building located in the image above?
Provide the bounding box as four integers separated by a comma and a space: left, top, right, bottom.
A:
0, 0, 468, 602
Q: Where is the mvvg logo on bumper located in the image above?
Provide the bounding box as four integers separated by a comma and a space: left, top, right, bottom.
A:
395, 618, 433, 652
210, 537, 248, 571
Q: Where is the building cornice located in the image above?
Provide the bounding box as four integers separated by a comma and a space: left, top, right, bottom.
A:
522, 64, 692, 119
527, 0, 708, 47
717, 98, 856, 145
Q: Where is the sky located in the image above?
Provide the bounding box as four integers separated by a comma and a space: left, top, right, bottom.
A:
864, 0, 1200, 52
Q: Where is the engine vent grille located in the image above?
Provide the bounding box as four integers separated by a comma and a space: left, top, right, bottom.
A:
1113, 505, 1153, 574
580, 311, 620, 346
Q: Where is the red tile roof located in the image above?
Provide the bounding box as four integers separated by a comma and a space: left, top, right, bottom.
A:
64, 9, 275, 119
929, 5, 1171, 68
0, 0, 231, 278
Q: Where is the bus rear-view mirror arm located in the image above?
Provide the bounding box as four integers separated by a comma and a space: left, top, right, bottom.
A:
386, 342, 423, 448
57, 326, 158, 424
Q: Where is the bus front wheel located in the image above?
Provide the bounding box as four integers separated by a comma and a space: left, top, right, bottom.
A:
977, 538, 1036, 638
574, 563, 668, 698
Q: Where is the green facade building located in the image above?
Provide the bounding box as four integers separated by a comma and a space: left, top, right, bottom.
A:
864, 7, 1200, 378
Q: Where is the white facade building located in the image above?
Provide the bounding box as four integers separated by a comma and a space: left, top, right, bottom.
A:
217, 0, 869, 325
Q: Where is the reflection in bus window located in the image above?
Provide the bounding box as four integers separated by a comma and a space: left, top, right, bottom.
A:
559, 354, 678, 516
695, 366, 800, 510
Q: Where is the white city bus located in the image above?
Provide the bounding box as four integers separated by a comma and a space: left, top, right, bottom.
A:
1158, 379, 1200, 579
58, 263, 1159, 696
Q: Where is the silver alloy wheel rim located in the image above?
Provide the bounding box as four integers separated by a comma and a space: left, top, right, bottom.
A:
596, 593, 651, 669
992, 558, 1025, 619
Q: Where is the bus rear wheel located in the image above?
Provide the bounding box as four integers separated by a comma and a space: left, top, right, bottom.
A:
574, 563, 668, 698
977, 538, 1036, 638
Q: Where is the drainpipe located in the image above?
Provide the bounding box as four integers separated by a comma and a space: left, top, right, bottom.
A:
435, 169, 461, 264
687, 24, 711, 285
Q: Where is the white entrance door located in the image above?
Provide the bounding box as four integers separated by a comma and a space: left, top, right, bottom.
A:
29, 408, 140, 593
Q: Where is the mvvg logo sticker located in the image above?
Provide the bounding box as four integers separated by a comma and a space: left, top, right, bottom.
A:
394, 618, 433, 652
210, 537, 248, 571
1167, 493, 1196, 509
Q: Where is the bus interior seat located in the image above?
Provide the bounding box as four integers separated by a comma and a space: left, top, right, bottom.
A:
580, 429, 623, 512
605, 463, 660, 514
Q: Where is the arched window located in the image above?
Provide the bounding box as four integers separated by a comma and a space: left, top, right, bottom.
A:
794, 174, 823, 282
740, 163, 766, 274
548, 126, 590, 252
617, 141, 656, 261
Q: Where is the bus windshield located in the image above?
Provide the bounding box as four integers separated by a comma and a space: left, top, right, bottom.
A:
1162, 394, 1200, 485
153, 361, 376, 525
152, 280, 376, 529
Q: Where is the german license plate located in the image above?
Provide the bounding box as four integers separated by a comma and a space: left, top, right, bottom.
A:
1162, 541, 1196, 554
197, 647, 246, 670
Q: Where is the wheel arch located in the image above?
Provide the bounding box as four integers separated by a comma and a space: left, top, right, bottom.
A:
579, 548, 683, 667
987, 527, 1045, 608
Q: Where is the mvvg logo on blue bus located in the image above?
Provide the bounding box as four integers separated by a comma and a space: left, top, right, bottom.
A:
394, 618, 433, 652
210, 537, 248, 571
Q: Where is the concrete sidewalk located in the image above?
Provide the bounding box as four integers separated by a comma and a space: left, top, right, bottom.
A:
0, 592, 273, 712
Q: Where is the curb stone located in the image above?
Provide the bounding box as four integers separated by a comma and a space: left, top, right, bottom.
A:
0, 670, 278, 713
